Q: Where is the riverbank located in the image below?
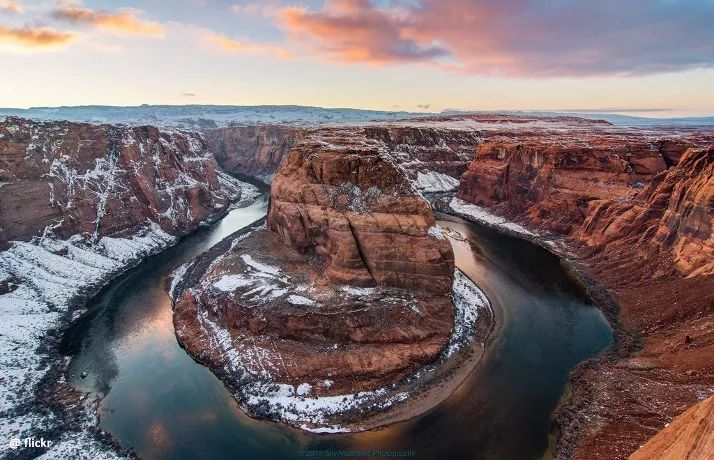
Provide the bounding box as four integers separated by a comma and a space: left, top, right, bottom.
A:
431, 196, 627, 459
0, 183, 259, 459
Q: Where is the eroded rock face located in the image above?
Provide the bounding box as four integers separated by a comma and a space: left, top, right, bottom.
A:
441, 115, 713, 459
172, 127, 496, 431
629, 395, 714, 460
0, 117, 244, 249
457, 125, 703, 234
268, 130, 455, 294
578, 147, 713, 277
205, 125, 299, 182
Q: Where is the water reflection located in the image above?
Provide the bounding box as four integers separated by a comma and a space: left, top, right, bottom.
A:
61, 204, 612, 460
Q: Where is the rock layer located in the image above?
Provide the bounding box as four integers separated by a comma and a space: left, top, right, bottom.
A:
444, 115, 713, 459
205, 125, 299, 182
0, 117, 245, 249
268, 129, 455, 294
629, 395, 714, 460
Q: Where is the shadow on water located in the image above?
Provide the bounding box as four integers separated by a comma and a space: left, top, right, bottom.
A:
60, 203, 612, 460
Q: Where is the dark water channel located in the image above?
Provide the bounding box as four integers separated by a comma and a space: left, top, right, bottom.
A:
60, 199, 612, 459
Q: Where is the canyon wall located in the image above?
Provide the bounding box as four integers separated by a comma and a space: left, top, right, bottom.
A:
447, 115, 713, 459
267, 128, 455, 294
205, 124, 480, 192
0, 117, 248, 249
204, 125, 299, 182
0, 117, 254, 456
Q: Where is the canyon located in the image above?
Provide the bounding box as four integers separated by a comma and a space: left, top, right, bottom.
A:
0, 112, 711, 458
172, 129, 491, 431
198, 114, 713, 457
0, 117, 257, 457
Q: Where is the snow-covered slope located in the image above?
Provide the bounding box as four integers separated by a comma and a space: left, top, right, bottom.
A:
0, 117, 258, 458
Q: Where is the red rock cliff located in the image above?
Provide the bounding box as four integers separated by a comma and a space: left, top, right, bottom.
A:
0, 117, 246, 249
447, 115, 713, 459
267, 128, 455, 294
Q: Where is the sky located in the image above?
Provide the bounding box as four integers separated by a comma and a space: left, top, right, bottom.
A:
1, 0, 714, 116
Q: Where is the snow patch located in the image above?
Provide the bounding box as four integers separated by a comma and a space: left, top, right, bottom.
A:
287, 294, 315, 306
449, 197, 536, 237
427, 225, 446, 240
415, 171, 460, 192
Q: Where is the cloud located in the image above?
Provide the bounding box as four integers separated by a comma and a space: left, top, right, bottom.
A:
52, 4, 165, 37
417, 104, 431, 109
0, 25, 77, 50
0, 0, 22, 13
182, 92, 196, 97
230, 3, 260, 15
203, 32, 291, 58
276, 0, 714, 77
280, 0, 447, 64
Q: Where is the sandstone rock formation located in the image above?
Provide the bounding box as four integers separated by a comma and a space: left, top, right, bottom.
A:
205, 125, 299, 182
629, 395, 714, 460
268, 130, 455, 293
441, 114, 713, 459
172, 126, 492, 431
0, 117, 246, 249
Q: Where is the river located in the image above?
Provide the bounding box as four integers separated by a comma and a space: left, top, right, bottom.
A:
59, 197, 612, 459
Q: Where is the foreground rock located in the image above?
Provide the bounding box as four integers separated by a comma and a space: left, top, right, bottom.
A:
0, 117, 256, 458
173, 131, 491, 431
629, 395, 714, 460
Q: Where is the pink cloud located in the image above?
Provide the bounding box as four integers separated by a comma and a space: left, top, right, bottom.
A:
0, 0, 23, 14
203, 32, 292, 59
0, 25, 77, 50
276, 0, 714, 77
280, 0, 446, 64
52, 4, 165, 38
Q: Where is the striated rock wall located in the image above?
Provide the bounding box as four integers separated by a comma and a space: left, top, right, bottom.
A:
267, 129, 455, 294
629, 395, 714, 460
204, 125, 299, 182
445, 115, 713, 459
0, 117, 246, 249
578, 147, 713, 278
457, 130, 698, 234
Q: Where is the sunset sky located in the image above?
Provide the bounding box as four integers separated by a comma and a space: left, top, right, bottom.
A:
2, 0, 713, 116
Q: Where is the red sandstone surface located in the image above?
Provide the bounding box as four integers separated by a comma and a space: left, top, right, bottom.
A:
0, 117, 246, 249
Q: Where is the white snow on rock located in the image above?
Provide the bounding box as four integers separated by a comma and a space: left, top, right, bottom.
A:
427, 225, 446, 241
212, 274, 254, 292
414, 171, 460, 192
0, 105, 431, 130
449, 197, 536, 237
207, 254, 299, 305
287, 294, 315, 306
194, 265, 490, 433
240, 254, 282, 276
339, 286, 376, 296
0, 165, 256, 457
0, 225, 179, 457
444, 270, 490, 357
